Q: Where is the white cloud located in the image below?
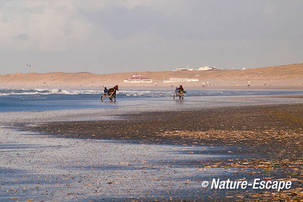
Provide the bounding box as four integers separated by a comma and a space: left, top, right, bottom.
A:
0, 0, 187, 51
0, 0, 176, 51
77, 0, 159, 10
0, 0, 98, 51
0, 0, 302, 73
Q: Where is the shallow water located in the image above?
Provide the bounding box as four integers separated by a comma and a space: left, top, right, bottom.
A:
1, 89, 303, 124
1, 88, 303, 113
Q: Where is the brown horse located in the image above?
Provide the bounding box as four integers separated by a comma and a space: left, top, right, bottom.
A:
101, 85, 119, 102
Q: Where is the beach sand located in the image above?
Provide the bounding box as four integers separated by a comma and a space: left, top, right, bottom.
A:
22, 103, 303, 200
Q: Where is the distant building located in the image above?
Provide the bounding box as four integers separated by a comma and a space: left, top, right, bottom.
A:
163, 78, 199, 83
174, 67, 194, 71
197, 66, 216, 71
123, 75, 153, 84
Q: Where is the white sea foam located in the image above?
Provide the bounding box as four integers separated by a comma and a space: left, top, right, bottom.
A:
0, 88, 101, 96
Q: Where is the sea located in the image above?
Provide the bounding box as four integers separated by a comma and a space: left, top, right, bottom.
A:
1, 88, 303, 113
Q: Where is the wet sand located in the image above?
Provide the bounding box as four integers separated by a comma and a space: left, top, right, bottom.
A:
23, 103, 303, 200
26, 104, 303, 153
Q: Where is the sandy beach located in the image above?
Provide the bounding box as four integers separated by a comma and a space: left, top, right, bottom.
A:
11, 102, 302, 201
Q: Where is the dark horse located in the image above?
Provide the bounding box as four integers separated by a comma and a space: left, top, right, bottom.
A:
173, 85, 185, 101
101, 85, 119, 102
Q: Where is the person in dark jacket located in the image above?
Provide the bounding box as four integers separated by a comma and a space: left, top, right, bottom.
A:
104, 87, 108, 94
177, 85, 184, 93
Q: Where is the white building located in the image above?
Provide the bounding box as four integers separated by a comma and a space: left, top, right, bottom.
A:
197, 66, 216, 71
175, 67, 194, 71
123, 75, 153, 84
163, 78, 199, 83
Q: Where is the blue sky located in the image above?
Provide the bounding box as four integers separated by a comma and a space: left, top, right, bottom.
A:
0, 0, 302, 74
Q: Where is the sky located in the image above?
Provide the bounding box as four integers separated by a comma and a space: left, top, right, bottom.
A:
0, 0, 302, 74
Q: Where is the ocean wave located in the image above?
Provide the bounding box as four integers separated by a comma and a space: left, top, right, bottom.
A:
0, 89, 174, 97
0, 89, 100, 96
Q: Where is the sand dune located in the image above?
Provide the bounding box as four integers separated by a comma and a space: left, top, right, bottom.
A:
0, 63, 303, 89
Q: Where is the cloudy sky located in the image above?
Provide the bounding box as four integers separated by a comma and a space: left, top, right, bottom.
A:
0, 0, 302, 74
